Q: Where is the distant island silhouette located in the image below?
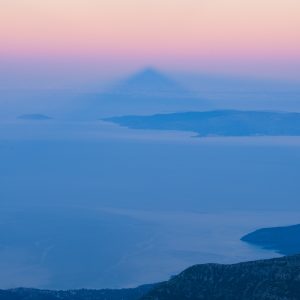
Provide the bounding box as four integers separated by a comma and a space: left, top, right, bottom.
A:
104, 110, 300, 137
18, 114, 52, 120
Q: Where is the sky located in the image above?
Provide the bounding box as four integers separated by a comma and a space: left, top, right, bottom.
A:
0, 0, 300, 88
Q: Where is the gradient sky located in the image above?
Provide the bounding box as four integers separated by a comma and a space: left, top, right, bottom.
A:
1, 0, 300, 88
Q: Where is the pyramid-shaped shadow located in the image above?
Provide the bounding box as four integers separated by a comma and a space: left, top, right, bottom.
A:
111, 68, 189, 98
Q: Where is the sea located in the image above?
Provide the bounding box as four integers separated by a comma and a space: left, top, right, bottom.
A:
0, 119, 300, 289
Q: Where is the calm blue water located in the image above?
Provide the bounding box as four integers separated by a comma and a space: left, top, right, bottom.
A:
1, 121, 300, 289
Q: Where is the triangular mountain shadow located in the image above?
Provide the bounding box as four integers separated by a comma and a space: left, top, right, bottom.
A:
111, 67, 190, 97
66, 68, 211, 120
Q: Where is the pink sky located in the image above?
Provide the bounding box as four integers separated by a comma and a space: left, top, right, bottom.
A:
1, 0, 299, 86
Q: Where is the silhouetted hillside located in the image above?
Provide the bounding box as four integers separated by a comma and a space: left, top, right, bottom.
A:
3, 255, 300, 299
142, 255, 300, 300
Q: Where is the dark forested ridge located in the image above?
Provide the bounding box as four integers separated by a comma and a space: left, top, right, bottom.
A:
104, 110, 300, 137
241, 224, 300, 255
2, 255, 300, 300
142, 255, 300, 300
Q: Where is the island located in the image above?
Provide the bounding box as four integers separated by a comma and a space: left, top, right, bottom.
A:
104, 110, 300, 137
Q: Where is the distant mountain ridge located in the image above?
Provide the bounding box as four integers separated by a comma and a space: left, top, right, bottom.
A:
241, 224, 300, 255
104, 110, 300, 137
